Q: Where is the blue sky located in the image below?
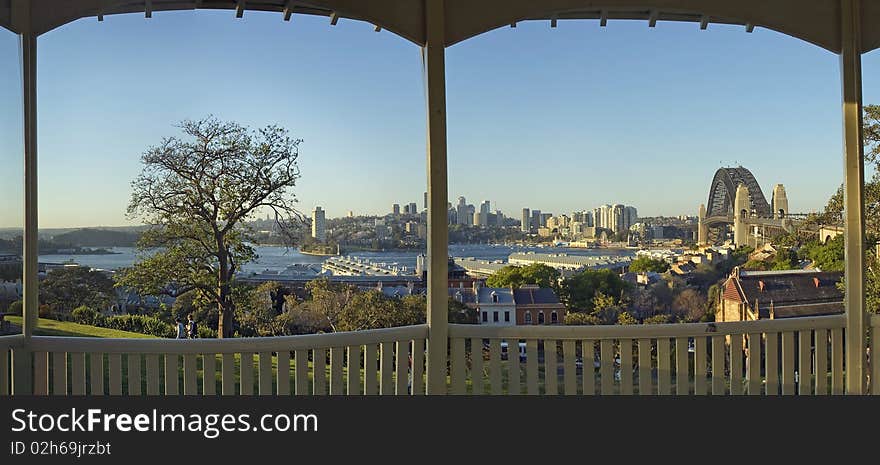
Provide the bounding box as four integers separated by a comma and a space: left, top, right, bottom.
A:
0, 10, 878, 228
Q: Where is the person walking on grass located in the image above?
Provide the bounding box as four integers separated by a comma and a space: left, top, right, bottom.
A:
175, 317, 186, 339
187, 314, 198, 339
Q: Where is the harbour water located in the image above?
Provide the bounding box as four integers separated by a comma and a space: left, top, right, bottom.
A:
38, 244, 636, 274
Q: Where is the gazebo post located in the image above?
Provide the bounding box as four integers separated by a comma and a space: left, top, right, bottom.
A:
840, 0, 866, 395
424, 0, 449, 395
11, 0, 37, 395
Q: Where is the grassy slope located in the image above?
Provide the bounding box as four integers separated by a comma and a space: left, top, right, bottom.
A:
5, 316, 156, 338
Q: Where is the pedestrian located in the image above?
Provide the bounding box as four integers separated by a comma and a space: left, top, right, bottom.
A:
175, 318, 186, 339
187, 314, 198, 339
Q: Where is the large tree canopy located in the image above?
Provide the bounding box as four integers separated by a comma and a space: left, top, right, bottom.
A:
117, 117, 303, 337
41, 267, 116, 314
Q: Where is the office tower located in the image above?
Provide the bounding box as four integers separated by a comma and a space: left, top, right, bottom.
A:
392, 204, 400, 216
531, 209, 542, 230
521, 208, 530, 232
424, 191, 428, 210
409, 202, 418, 215
311, 206, 326, 241
457, 197, 468, 225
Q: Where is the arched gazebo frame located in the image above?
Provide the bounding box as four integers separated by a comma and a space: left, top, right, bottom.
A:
1, 0, 876, 395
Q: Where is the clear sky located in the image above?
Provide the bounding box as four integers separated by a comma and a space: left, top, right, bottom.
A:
0, 10, 878, 228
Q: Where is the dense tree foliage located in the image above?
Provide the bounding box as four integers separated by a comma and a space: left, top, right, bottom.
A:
628, 256, 670, 273
485, 263, 560, 289
40, 267, 116, 314
560, 269, 630, 313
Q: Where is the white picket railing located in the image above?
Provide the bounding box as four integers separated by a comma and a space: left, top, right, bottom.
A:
6, 314, 879, 395
25, 325, 427, 396
448, 315, 849, 395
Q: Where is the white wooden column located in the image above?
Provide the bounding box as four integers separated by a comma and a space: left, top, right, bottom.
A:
12, 0, 36, 395
840, 0, 866, 395
424, 0, 449, 394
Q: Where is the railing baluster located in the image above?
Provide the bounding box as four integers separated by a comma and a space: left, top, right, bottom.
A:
694, 337, 707, 395
781, 332, 795, 395
222, 353, 235, 395
451, 338, 465, 395
675, 338, 688, 395
88, 353, 102, 396
765, 333, 779, 395
164, 354, 178, 395
489, 339, 501, 395
562, 340, 576, 395
240, 353, 254, 396
259, 351, 273, 396
471, 338, 484, 395
831, 328, 844, 395
600, 339, 613, 395
872, 323, 879, 395
619, 338, 633, 395
345, 346, 359, 395
313, 348, 327, 395
379, 342, 393, 395
184, 354, 198, 395
657, 338, 670, 395
109, 353, 122, 396
34, 351, 48, 395
295, 349, 309, 395
729, 335, 743, 395
637, 339, 650, 395
395, 341, 409, 395
798, 330, 812, 395
363, 344, 377, 395
412, 339, 425, 396
71, 353, 85, 396
545, 340, 558, 395
202, 353, 216, 395
146, 354, 159, 395
711, 336, 725, 395
277, 350, 290, 396
0, 348, 7, 396
508, 339, 520, 395
747, 334, 761, 395
815, 329, 828, 395
53, 352, 67, 396
526, 339, 537, 395
331, 347, 345, 395
128, 354, 141, 396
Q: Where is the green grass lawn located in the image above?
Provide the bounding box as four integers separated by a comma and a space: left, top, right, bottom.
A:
5, 316, 156, 339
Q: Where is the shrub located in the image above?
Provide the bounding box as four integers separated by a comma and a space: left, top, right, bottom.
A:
38, 304, 51, 318
103, 315, 175, 338
8, 300, 22, 316
71, 306, 102, 326
197, 326, 217, 339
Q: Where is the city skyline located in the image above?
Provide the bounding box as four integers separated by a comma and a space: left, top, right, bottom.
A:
1, 12, 879, 228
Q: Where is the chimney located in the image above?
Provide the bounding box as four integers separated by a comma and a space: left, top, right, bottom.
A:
813, 277, 820, 288
758, 280, 765, 292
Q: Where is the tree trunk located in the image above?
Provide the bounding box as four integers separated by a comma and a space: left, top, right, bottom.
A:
217, 244, 235, 338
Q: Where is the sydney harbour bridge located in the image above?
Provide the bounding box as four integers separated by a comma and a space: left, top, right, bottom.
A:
698, 167, 811, 247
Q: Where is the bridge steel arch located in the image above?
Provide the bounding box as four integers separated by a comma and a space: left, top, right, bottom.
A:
705, 167, 772, 220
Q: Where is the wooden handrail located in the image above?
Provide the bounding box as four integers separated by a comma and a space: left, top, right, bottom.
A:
28, 324, 428, 354
448, 315, 846, 340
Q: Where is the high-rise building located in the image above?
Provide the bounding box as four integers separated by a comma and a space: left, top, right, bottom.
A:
480, 200, 491, 214
392, 204, 400, 216
612, 204, 625, 233
456, 197, 468, 225
494, 210, 504, 227
625, 206, 638, 230
403, 204, 411, 215
540, 213, 552, 228
424, 192, 428, 210
409, 202, 418, 215
347, 210, 354, 218
521, 208, 531, 232
531, 210, 542, 230
311, 206, 326, 241
585, 211, 594, 227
